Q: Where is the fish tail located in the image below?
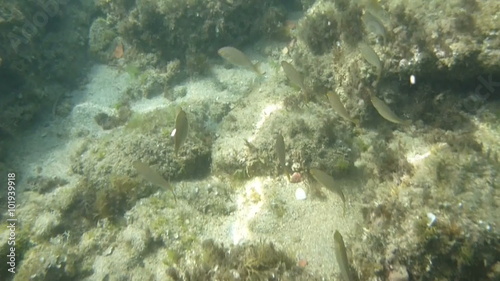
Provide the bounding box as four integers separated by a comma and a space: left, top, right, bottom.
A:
402, 119, 412, 126
253, 62, 264, 75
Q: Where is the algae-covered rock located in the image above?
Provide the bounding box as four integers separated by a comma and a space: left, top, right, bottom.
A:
14, 241, 81, 281
89, 17, 117, 61
69, 106, 212, 221
351, 109, 500, 280
297, 0, 363, 55
291, 0, 500, 95
384, 0, 500, 81
166, 239, 316, 281
212, 84, 357, 180
0, 0, 95, 137
115, 0, 286, 64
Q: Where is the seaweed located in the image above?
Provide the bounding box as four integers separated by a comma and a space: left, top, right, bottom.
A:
168, 239, 302, 281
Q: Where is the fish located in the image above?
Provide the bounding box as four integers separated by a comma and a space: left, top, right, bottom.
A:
327, 92, 359, 126
174, 107, 188, 155
334, 230, 354, 281
370, 93, 411, 125
362, 0, 391, 25
358, 42, 382, 83
281, 61, 310, 101
133, 161, 171, 189
281, 61, 305, 89
275, 133, 286, 168
133, 161, 177, 201
275, 133, 290, 179
310, 168, 346, 214
218, 46, 261, 75
361, 11, 387, 44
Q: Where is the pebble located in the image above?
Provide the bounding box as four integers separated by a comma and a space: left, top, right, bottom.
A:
290, 172, 302, 183
388, 265, 409, 281
295, 188, 306, 200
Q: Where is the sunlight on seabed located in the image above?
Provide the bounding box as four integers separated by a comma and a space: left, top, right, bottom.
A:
252, 103, 282, 137
231, 178, 266, 244
406, 143, 448, 165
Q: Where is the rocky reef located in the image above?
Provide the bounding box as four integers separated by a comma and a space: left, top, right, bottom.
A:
1, 0, 499, 280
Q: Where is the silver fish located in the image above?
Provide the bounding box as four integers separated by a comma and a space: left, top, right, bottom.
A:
133, 161, 171, 189
281, 61, 304, 89
358, 42, 382, 83
334, 230, 354, 281
327, 92, 358, 125
174, 107, 188, 155
370, 94, 411, 125
275, 133, 290, 178
218, 46, 261, 75
281, 61, 310, 100
133, 161, 177, 201
362, 11, 387, 44
275, 133, 286, 168
310, 168, 346, 214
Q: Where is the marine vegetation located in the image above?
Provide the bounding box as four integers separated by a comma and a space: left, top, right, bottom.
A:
167, 239, 314, 281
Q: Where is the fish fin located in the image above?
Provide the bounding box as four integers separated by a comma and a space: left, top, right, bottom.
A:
401, 119, 412, 126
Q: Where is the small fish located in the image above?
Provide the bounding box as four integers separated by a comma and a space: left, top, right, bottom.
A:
133, 161, 171, 189
334, 230, 354, 281
275, 133, 290, 179
275, 133, 286, 168
174, 107, 188, 155
281, 61, 305, 89
218, 46, 261, 75
133, 161, 177, 201
310, 168, 346, 214
370, 93, 411, 125
327, 92, 358, 126
281, 61, 310, 100
362, 11, 387, 44
358, 42, 382, 83
362, 0, 391, 25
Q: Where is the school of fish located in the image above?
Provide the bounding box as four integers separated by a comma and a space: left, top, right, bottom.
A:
129, 2, 412, 279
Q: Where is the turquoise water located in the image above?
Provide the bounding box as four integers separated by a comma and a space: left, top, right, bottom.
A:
0, 0, 499, 280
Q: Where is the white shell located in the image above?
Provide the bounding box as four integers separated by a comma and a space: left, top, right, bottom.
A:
295, 188, 307, 200
410, 75, 416, 85
427, 212, 436, 227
